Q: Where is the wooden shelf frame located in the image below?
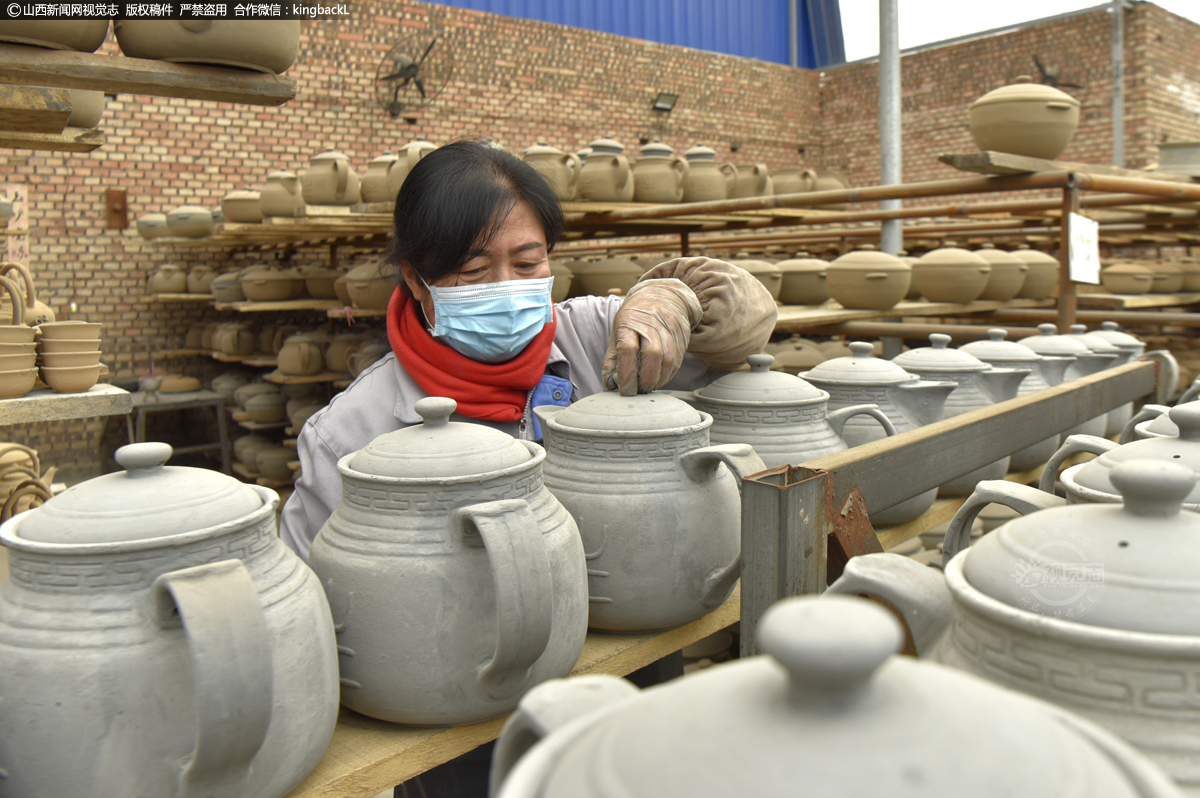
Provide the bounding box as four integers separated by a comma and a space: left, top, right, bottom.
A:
0, 383, 130, 426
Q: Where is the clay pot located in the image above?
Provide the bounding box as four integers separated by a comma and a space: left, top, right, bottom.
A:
136, 214, 169, 239
681, 144, 736, 202
114, 20, 300, 74
210, 271, 246, 303
767, 337, 825, 375
1148, 261, 1185, 294
288, 403, 324, 432
300, 266, 341, 300
158, 374, 201, 393
969, 75, 1081, 160
577, 254, 644, 296
245, 392, 287, 424
308, 397, 589, 725
632, 141, 688, 203
165, 205, 213, 239
344, 261, 398, 310
578, 136, 634, 202
549, 261, 572, 303
186, 264, 217, 295
222, 189, 263, 224
325, 333, 368, 374
234, 433, 273, 464
301, 150, 361, 207
973, 244, 1028, 301
729, 257, 783, 300
37, 338, 98, 354
0, 20, 108, 51
333, 275, 352, 305
37, 321, 100, 340
1101, 262, 1153, 294
347, 339, 390, 377
0, 262, 53, 326
812, 171, 850, 209
360, 153, 402, 204
66, 89, 104, 128
277, 334, 325, 377
211, 371, 250, 400
40, 351, 100, 368
536, 392, 764, 632
826, 248, 911, 310
241, 267, 297, 303
729, 164, 772, 198
396, 136, 438, 176
0, 367, 37, 398
522, 142, 581, 202
260, 171, 305, 218
771, 167, 818, 195
147, 263, 187, 295
1012, 245, 1059, 299
217, 323, 257, 358
256, 446, 296, 482
40, 364, 101, 393
774, 257, 830, 305
911, 247, 991, 303
1180, 259, 1200, 291
0, 442, 338, 798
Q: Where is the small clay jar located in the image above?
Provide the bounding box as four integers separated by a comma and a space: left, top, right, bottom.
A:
632, 141, 688, 204
774, 256, 830, 305
911, 248, 991, 304
826, 247, 911, 310
165, 205, 213, 239
973, 244, 1028, 301
147, 263, 188, 295
66, 89, 105, 129
1101, 263, 1153, 295
681, 144, 736, 203
300, 266, 341, 300
245, 392, 287, 424
1011, 244, 1059, 299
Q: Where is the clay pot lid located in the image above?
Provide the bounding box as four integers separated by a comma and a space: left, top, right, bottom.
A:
803, 341, 914, 385
1063, 324, 1122, 355
168, 205, 210, 217
241, 266, 293, 282
960, 329, 1043, 364
773, 257, 828, 273
1144, 402, 1190, 436
829, 247, 909, 272
684, 143, 716, 161
964, 459, 1200, 635
223, 189, 260, 201
523, 141, 563, 156
694, 354, 825, 403
12, 443, 263, 545
972, 243, 1024, 265
543, 390, 703, 432
1069, 404, 1200, 502
1088, 322, 1144, 353
401, 136, 438, 153
368, 152, 399, 163
892, 333, 989, 373
1011, 244, 1060, 265
588, 135, 625, 154
916, 247, 990, 268
346, 261, 398, 280
969, 75, 1080, 109
310, 148, 351, 163
349, 397, 531, 479
637, 140, 673, 158
520, 593, 1168, 797
1018, 323, 1091, 357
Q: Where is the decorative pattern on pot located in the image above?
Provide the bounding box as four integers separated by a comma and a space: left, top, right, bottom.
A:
301, 149, 361, 207
774, 256, 830, 305
681, 144, 736, 202
632, 141, 688, 203
911, 247, 991, 304
536, 391, 764, 632
522, 142, 581, 202
729, 163, 772, 198
0, 442, 339, 798
968, 75, 1081, 160
308, 397, 588, 725
578, 135, 634, 202
114, 20, 301, 74
973, 244, 1028, 301
492, 593, 1182, 798
827, 247, 911, 310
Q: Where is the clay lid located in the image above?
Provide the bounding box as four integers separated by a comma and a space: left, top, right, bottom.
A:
13, 443, 263, 545
828, 248, 909, 273
915, 247, 990, 268
684, 144, 716, 161
223, 189, 260, 201
1065, 324, 1123, 354
973, 244, 1025, 266
368, 152, 399, 163
588, 135, 625, 154
541, 390, 703, 432
803, 341, 914, 385
348, 397, 531, 479
638, 140, 673, 158
965, 459, 1200, 634
892, 333, 988, 373
241, 267, 293, 282
401, 136, 438, 153
168, 205, 210, 217
960, 329, 1042, 364
1018, 323, 1090, 357
523, 141, 564, 156
773, 258, 828, 273
310, 148, 351, 163
969, 75, 1080, 109
695, 354, 825, 403
1092, 321, 1145, 352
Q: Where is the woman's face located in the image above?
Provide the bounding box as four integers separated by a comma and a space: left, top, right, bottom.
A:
400, 200, 551, 325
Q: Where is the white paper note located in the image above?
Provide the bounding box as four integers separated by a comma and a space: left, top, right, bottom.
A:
1067, 212, 1101, 285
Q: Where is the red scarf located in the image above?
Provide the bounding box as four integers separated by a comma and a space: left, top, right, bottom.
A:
386, 287, 556, 422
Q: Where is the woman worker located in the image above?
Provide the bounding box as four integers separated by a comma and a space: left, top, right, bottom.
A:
279, 139, 777, 559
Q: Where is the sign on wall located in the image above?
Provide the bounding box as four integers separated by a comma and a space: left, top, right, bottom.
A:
1067, 212, 1101, 285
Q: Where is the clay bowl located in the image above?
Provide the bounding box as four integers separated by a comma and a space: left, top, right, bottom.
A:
160, 374, 202, 393
245, 392, 287, 424
0, 353, 37, 371
0, 342, 37, 355
40, 350, 102, 368
1100, 263, 1153, 295
0, 326, 36, 345
37, 338, 100, 354
39, 364, 101, 394
37, 322, 101, 340
0, 367, 38, 399
1149, 262, 1185, 294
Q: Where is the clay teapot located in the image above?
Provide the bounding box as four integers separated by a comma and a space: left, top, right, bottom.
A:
397, 136, 438, 173
359, 153, 403, 204
325, 331, 370, 374
221, 189, 263, 224
681, 144, 736, 202
0, 442, 339, 797
0, 262, 54, 325
578, 136, 633, 202
1018, 323, 1117, 437
147, 263, 188, 295
186, 263, 217, 295
969, 75, 1081, 160
1065, 323, 1136, 436
771, 167, 818, 195
729, 163, 772, 198
260, 170, 305, 218
277, 333, 325, 377
829, 459, 1200, 793
535, 392, 764, 632
492, 594, 1182, 798
301, 149, 361, 206
632, 141, 688, 203
308, 397, 589, 725
522, 142, 581, 202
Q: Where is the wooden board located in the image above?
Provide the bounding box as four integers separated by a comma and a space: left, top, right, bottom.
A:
151, 293, 213, 303
0, 125, 104, 153
327, 307, 385, 320
0, 45, 296, 107
938, 151, 1198, 183
0, 84, 69, 134
773, 297, 1055, 332
284, 588, 741, 798
262, 370, 348, 385
1075, 291, 1200, 309
0, 383, 130, 426
227, 299, 343, 313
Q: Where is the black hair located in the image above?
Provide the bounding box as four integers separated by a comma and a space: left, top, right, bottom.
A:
384, 140, 564, 292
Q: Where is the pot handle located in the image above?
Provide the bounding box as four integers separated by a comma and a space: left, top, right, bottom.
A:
942, 480, 1067, 565
1046, 101, 1074, 110
454, 498, 553, 701
825, 403, 896, 441
0, 262, 35, 310
1140, 349, 1179, 405
721, 162, 738, 189
0, 443, 39, 473
298, 341, 310, 373
801, 168, 819, 191
865, 272, 890, 280
1118, 403, 1168, 444
0, 275, 24, 326
564, 153, 581, 194
153, 560, 272, 797
677, 443, 766, 487
671, 155, 689, 189
334, 158, 349, 201
612, 154, 631, 190
1180, 378, 1200, 407
1037, 433, 1119, 494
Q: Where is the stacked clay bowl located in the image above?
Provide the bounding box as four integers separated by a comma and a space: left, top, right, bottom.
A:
37, 322, 102, 393
0, 328, 38, 399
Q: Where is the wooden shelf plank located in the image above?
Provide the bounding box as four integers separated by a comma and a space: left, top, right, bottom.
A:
154, 348, 207, 358
0, 44, 296, 107
150, 293, 213, 303
284, 587, 740, 798
327, 306, 386, 320
262, 370, 348, 385
0, 84, 69, 134
938, 150, 1198, 183
0, 383, 130, 426
227, 299, 344, 313
1075, 291, 1200, 309
773, 297, 1055, 332
0, 125, 104, 152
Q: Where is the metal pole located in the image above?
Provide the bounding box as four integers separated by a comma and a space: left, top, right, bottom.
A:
1112, 0, 1126, 167
789, 0, 800, 68
879, 0, 902, 255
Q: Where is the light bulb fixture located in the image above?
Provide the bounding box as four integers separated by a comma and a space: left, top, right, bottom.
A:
652, 92, 678, 113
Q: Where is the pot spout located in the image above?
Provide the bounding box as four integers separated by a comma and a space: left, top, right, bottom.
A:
1035, 355, 1073, 387
825, 553, 953, 656
893, 379, 956, 427
977, 367, 1030, 404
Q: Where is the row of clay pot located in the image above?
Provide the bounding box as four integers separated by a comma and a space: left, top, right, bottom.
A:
152, 259, 396, 308
137, 206, 220, 240
1099, 258, 1200, 295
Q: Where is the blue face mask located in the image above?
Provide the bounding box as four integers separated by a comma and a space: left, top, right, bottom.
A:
422, 276, 554, 363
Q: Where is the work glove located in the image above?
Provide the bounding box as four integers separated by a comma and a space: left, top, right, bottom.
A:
601, 277, 703, 395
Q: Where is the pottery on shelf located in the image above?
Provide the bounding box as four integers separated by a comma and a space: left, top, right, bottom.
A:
1100, 262, 1153, 295
522, 142, 581, 202
1148, 261, 1185, 294
973, 244, 1028, 301
136, 214, 169, 240
728, 256, 783, 300
165, 205, 213, 239
277, 333, 325, 377
301, 150, 361, 207
210, 271, 246, 303
535, 391, 764, 632
0, 442, 339, 797
968, 75, 1081, 160
222, 189, 263, 224
575, 254, 645, 297
729, 163, 772, 199
147, 263, 188, 295
771, 167, 818, 195
308, 397, 588, 725
66, 88, 105, 129
0, 262, 54, 325
300, 266, 341, 300
681, 144, 737, 202
1012, 244, 1060, 299
632, 141, 688, 203
260, 171, 305, 218
186, 264, 217, 295
826, 247, 911, 310
0, 20, 108, 51
114, 20, 301, 74
344, 261, 398, 310
549, 261, 572, 303
240, 267, 297, 303
245, 392, 286, 424
812, 171, 850, 209
360, 153, 402, 204
578, 136, 634, 202
910, 247, 991, 303
773, 256, 830, 305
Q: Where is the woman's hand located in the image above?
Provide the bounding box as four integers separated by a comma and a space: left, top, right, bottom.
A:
601, 278, 703, 395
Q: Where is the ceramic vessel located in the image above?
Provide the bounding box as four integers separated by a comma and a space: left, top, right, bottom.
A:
114, 20, 300, 74
1101, 263, 1153, 294
245, 392, 286, 424
345, 261, 398, 309
241, 267, 296, 302
493, 594, 1182, 798
522, 142, 581, 202
147, 263, 188, 294
308, 397, 588, 725
360, 153, 402, 204
771, 167, 818, 195
37, 320, 99, 340
549, 261, 572, 302
1180, 259, 1200, 291
186, 264, 217, 295
222, 189, 263, 224
729, 164, 772, 198
277, 333, 325, 377
210, 271, 246, 303
812, 171, 850, 209
631, 141, 687, 203
397, 136, 438, 174
324, 332, 369, 374
300, 266, 341, 300
973, 244, 1028, 301
165, 205, 213, 238
828, 459, 1200, 793
0, 20, 108, 51
578, 136, 634, 202
767, 337, 825, 374
681, 144, 736, 202
261, 171, 305, 218
211, 371, 250, 400
1065, 323, 1136, 436
968, 75, 1081, 159
911, 247, 991, 303
576, 254, 644, 296
730, 257, 783, 300
774, 256, 830, 305
535, 392, 764, 632
826, 247, 911, 310
66, 88, 104, 128
0, 442, 339, 797
218, 323, 258, 359
1148, 261, 1185, 294
1012, 244, 1060, 299
136, 214, 169, 240
0, 261, 53, 325
159, 374, 201, 393
256, 446, 295, 482
893, 334, 1029, 495
301, 150, 361, 206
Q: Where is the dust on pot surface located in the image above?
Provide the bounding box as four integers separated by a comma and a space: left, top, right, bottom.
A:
968, 75, 1081, 159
